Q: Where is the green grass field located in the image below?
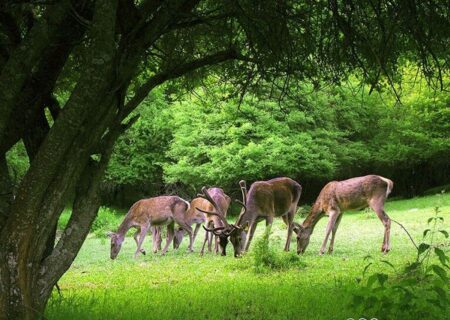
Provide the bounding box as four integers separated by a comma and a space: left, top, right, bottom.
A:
46, 193, 450, 320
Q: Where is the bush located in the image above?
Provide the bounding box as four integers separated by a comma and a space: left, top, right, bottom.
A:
92, 207, 123, 238
253, 228, 305, 273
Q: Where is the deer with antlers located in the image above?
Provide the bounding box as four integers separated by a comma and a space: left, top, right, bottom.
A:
194, 187, 238, 256
199, 177, 302, 257
295, 175, 394, 255
108, 196, 194, 259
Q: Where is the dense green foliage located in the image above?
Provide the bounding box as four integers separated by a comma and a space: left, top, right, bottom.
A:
103, 72, 449, 204
6, 71, 448, 204
47, 193, 450, 320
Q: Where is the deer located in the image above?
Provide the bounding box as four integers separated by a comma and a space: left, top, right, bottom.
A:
194, 188, 234, 256
295, 175, 394, 255
196, 186, 247, 257
200, 177, 302, 257
107, 195, 194, 259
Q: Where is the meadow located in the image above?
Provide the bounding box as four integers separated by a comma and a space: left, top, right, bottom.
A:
46, 193, 450, 320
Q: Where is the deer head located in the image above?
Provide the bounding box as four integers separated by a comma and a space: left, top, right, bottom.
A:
294, 225, 312, 254
107, 231, 125, 260
197, 183, 246, 257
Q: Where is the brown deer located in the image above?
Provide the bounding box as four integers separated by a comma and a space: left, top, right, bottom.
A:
201, 177, 302, 256
196, 186, 246, 257
108, 196, 194, 259
295, 175, 394, 255
194, 188, 234, 255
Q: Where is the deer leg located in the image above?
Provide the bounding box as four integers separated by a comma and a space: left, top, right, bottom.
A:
173, 227, 184, 249
135, 224, 150, 258
161, 223, 175, 255
207, 225, 213, 253
214, 235, 219, 254
157, 226, 162, 250
319, 210, 339, 255
151, 226, 160, 253
133, 228, 146, 255
284, 210, 295, 252
328, 213, 343, 254
244, 220, 258, 252
370, 199, 391, 253
178, 223, 194, 252
200, 223, 211, 256
192, 223, 201, 243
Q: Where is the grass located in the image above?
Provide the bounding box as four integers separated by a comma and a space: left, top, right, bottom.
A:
46, 192, 450, 319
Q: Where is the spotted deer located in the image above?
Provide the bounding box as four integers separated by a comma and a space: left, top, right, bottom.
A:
108, 196, 193, 259
295, 175, 394, 255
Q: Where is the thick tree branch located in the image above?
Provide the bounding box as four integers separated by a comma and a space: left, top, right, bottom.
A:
0, 0, 72, 146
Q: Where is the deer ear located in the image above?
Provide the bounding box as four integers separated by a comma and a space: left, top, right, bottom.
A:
292, 223, 303, 234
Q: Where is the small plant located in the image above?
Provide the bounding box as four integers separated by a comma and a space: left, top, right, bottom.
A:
351, 206, 449, 319
92, 207, 121, 238
253, 228, 304, 273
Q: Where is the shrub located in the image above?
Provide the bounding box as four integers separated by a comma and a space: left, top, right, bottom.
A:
253, 228, 305, 273
92, 207, 122, 238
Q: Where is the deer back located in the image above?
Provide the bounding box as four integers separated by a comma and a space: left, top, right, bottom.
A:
238, 177, 302, 226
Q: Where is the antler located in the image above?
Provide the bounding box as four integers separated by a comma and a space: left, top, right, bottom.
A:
234, 180, 248, 228
203, 225, 225, 236
197, 186, 229, 227
239, 180, 247, 204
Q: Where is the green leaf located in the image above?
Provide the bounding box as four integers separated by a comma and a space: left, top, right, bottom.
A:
431, 264, 448, 282
423, 229, 431, 238
376, 273, 388, 286
434, 247, 449, 267
433, 286, 447, 300
418, 243, 430, 255
363, 262, 373, 276
380, 260, 396, 271
367, 274, 378, 288
352, 294, 364, 306
439, 230, 449, 238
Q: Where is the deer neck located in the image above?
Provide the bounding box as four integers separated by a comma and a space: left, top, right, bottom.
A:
302, 203, 324, 231
117, 216, 133, 238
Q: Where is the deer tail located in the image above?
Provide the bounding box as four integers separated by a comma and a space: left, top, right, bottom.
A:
180, 198, 191, 211
380, 177, 394, 197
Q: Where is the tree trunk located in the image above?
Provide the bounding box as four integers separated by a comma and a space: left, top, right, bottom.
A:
0, 1, 119, 318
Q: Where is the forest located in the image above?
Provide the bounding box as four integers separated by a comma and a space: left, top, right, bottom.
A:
0, 1, 449, 319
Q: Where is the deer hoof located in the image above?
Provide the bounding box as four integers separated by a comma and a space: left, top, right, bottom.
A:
381, 247, 390, 254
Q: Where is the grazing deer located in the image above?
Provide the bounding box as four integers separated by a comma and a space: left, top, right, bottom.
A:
295, 175, 394, 255
108, 196, 194, 259
197, 187, 246, 257
194, 188, 233, 255
200, 177, 302, 256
